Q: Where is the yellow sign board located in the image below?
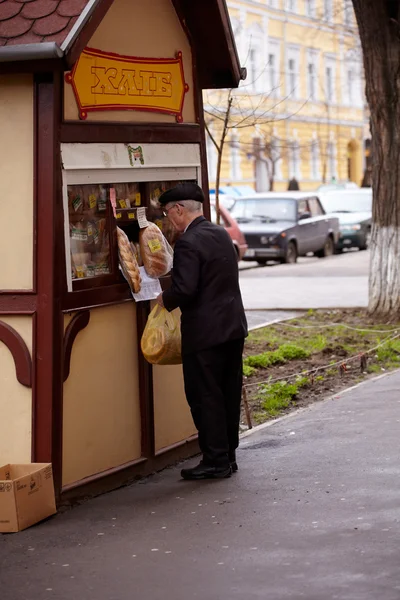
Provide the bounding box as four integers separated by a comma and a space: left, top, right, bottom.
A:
66, 47, 189, 122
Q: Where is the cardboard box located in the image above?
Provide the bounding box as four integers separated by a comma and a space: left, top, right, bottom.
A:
0, 463, 57, 533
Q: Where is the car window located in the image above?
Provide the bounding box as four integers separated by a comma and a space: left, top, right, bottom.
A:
298, 199, 309, 217
231, 198, 297, 222
319, 191, 372, 213
308, 197, 324, 216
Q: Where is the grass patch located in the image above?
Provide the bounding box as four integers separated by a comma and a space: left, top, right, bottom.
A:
243, 364, 257, 378
244, 343, 309, 371
257, 376, 309, 418
376, 339, 400, 363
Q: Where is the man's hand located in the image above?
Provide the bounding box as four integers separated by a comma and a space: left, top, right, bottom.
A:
156, 293, 164, 308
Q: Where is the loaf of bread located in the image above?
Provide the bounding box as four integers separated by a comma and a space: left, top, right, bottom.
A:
139, 222, 172, 278
117, 227, 141, 293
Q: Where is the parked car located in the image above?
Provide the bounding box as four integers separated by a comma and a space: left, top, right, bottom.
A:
229, 192, 339, 265
317, 182, 359, 192
210, 200, 248, 261
318, 189, 372, 252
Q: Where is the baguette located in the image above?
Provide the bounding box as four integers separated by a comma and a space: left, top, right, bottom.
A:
117, 227, 141, 293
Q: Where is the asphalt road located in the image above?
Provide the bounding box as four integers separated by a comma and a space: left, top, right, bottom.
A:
2, 370, 400, 600
240, 249, 369, 310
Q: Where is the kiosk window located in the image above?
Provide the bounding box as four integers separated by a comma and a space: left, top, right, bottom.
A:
68, 184, 111, 280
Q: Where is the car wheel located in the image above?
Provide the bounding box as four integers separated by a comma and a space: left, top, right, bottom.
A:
256, 259, 267, 265
359, 229, 371, 251
316, 236, 334, 258
280, 241, 297, 264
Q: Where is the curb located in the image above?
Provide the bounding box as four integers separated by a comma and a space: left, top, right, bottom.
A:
239, 368, 400, 441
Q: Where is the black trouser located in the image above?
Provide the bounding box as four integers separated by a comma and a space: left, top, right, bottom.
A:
182, 338, 245, 467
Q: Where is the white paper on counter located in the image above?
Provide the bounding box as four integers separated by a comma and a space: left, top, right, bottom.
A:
132, 266, 162, 302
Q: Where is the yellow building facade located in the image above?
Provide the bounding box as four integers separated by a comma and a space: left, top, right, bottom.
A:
205, 0, 368, 193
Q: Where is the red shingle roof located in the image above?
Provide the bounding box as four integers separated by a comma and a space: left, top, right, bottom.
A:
0, 0, 88, 47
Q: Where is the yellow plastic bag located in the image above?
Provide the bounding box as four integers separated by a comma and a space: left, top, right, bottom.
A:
141, 305, 182, 365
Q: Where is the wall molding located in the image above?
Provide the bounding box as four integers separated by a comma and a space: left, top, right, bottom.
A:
63, 310, 90, 382
0, 320, 32, 387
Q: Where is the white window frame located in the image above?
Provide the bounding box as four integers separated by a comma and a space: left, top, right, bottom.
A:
325, 55, 336, 104
287, 46, 301, 99
324, 0, 333, 21
206, 131, 217, 182
271, 137, 283, 180
246, 24, 265, 93
305, 0, 316, 18
285, 0, 297, 13
306, 49, 319, 101
268, 39, 281, 97
230, 131, 242, 181
343, 0, 353, 27
310, 140, 320, 180
289, 140, 302, 179
326, 140, 337, 180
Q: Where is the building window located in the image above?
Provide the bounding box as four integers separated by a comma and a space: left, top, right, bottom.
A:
327, 141, 337, 180
286, 0, 297, 12
307, 62, 316, 100
268, 54, 277, 94
289, 141, 301, 179
206, 131, 217, 182
325, 59, 336, 103
344, 0, 353, 26
305, 0, 316, 17
310, 141, 320, 180
288, 58, 298, 97
324, 0, 333, 21
230, 133, 242, 180
347, 69, 354, 103
271, 138, 282, 180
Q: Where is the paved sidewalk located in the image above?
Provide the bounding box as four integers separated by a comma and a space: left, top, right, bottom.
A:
1, 371, 400, 600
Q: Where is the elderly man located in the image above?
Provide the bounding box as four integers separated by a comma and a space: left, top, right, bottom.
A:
157, 182, 247, 480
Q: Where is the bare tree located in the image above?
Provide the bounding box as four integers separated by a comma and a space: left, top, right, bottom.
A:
351, 1, 400, 318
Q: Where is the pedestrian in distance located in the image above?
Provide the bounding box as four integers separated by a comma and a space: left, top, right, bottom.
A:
156, 182, 248, 480
288, 177, 300, 191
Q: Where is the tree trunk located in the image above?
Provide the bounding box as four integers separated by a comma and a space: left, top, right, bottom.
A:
352, 0, 400, 318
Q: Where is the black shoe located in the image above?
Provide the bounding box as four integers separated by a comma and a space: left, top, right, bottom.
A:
229, 452, 238, 473
181, 461, 232, 480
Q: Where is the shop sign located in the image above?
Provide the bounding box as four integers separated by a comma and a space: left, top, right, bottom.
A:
65, 47, 189, 122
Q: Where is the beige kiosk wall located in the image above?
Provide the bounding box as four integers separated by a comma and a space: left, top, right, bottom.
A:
64, 0, 196, 124
0, 316, 33, 463
0, 75, 33, 290
62, 303, 141, 486
151, 307, 197, 452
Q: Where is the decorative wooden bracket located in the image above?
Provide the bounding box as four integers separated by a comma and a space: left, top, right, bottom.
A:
0, 321, 32, 387
63, 311, 90, 382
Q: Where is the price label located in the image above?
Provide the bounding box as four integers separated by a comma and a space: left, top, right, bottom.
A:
89, 194, 97, 209
119, 199, 127, 209
128, 212, 136, 220
72, 195, 82, 212
137, 207, 149, 229
135, 193, 141, 206
116, 212, 122, 219
148, 239, 162, 253
87, 223, 93, 237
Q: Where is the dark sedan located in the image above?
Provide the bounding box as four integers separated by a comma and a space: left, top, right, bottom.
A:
319, 190, 372, 251
230, 193, 339, 265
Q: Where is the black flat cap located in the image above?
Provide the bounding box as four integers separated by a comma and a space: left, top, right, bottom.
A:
158, 182, 205, 206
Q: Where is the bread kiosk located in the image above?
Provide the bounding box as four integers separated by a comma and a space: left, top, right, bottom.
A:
0, 0, 244, 502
